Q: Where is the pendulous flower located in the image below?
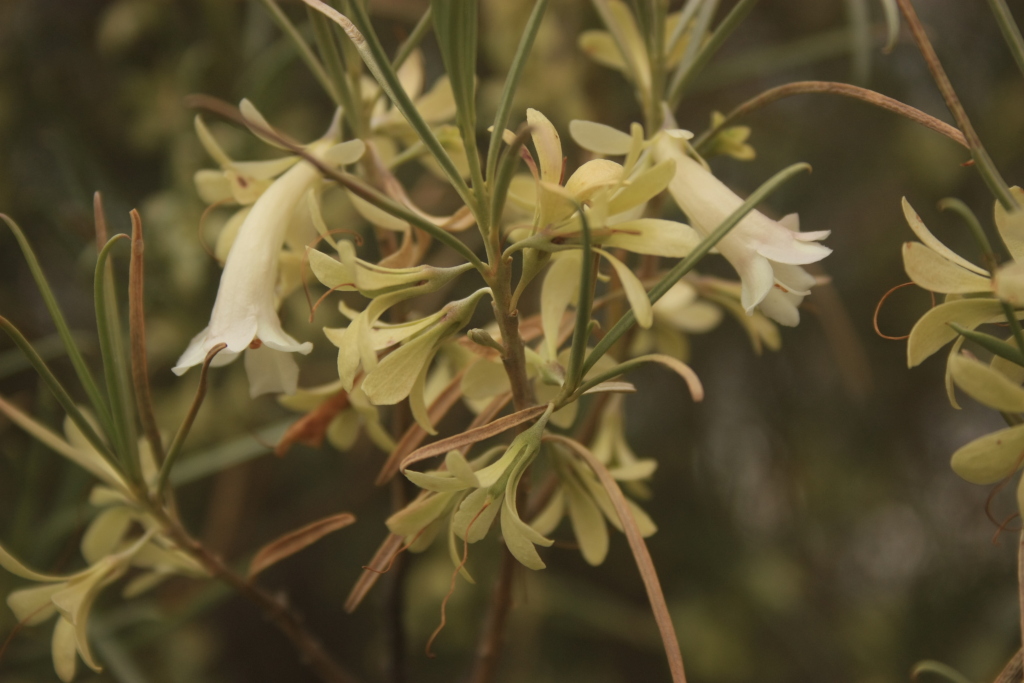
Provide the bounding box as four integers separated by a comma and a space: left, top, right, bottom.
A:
173, 115, 365, 397
652, 133, 831, 326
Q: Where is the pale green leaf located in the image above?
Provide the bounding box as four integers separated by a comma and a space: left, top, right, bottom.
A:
386, 492, 454, 538
500, 503, 547, 570
80, 507, 135, 565
452, 488, 500, 542
598, 249, 652, 328
902, 241, 991, 293
902, 198, 988, 276
599, 218, 700, 257
907, 298, 1005, 367
950, 422, 1024, 484
564, 478, 609, 566
7, 583, 61, 625
541, 252, 581, 358
949, 354, 1024, 412
994, 186, 1024, 262
608, 159, 675, 216
569, 120, 633, 156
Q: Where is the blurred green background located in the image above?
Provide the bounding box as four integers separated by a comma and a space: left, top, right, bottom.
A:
2, 1, 1024, 682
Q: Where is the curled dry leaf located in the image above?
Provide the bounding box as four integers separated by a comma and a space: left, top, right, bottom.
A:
399, 404, 548, 472
248, 512, 356, 578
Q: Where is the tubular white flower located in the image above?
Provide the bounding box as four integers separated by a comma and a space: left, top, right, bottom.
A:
652, 134, 831, 326
173, 139, 341, 397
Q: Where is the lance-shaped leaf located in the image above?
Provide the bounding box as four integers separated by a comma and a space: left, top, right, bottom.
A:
563, 474, 609, 566
597, 248, 653, 329
595, 218, 700, 257
902, 198, 988, 276
569, 119, 634, 156
907, 298, 1006, 367
362, 289, 489, 405
902, 241, 991, 293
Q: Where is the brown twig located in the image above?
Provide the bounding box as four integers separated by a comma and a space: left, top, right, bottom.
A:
694, 80, 968, 153
127, 209, 165, 464
894, 0, 1018, 210
468, 549, 518, 683
154, 509, 363, 683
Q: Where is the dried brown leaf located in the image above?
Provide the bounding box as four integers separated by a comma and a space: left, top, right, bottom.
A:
399, 404, 547, 473
546, 434, 687, 683
248, 512, 356, 578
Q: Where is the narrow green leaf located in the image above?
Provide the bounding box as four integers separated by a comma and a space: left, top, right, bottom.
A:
432, 0, 485, 211
485, 0, 551, 184
258, 0, 339, 105
563, 207, 594, 395
1, 214, 114, 438
0, 317, 121, 473
949, 324, 1024, 367
668, 0, 760, 106
985, 0, 1024, 80
302, 0, 476, 212
94, 234, 140, 482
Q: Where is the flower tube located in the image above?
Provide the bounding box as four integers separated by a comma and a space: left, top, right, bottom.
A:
174, 136, 365, 396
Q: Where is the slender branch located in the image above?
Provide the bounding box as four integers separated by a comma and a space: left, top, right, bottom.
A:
154, 510, 363, 683
468, 550, 517, 683
894, 0, 1018, 210
693, 81, 968, 152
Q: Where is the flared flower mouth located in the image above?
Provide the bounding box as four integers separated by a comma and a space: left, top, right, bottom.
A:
652, 132, 831, 326
173, 117, 365, 397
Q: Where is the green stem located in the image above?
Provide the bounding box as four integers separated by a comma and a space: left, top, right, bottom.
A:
561, 208, 594, 396
156, 344, 225, 495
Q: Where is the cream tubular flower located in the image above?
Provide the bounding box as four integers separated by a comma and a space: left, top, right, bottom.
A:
652, 134, 831, 326
174, 135, 366, 397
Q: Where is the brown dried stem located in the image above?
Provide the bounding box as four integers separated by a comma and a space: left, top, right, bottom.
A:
127, 209, 165, 463
693, 80, 968, 153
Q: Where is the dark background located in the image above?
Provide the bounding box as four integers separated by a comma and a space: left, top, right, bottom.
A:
1, 1, 1023, 682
